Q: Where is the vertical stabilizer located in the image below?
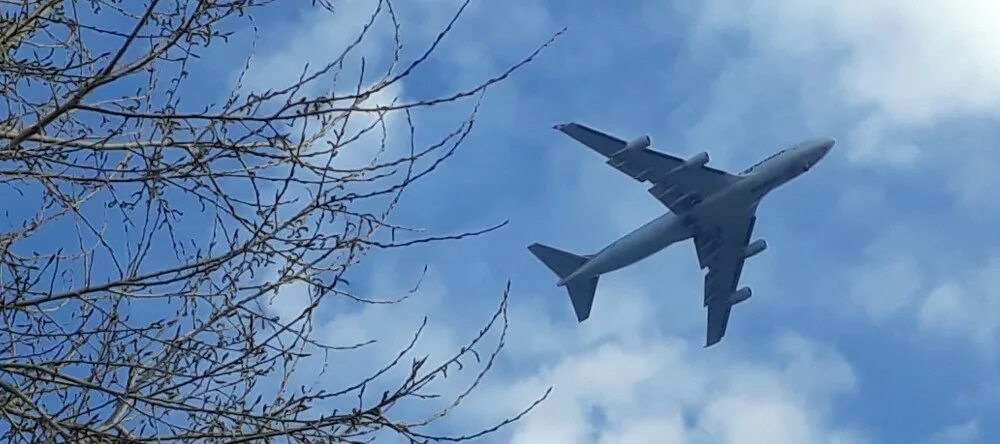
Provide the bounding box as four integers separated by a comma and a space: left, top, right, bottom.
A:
564, 276, 599, 321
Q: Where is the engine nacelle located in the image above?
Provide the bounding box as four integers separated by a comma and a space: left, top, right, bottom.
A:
744, 239, 767, 259
683, 151, 710, 169
653, 151, 711, 182
624, 135, 651, 151
729, 287, 752, 305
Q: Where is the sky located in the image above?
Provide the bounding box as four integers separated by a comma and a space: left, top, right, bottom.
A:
194, 1, 1000, 442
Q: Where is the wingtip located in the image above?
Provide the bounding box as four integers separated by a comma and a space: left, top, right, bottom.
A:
552, 123, 571, 131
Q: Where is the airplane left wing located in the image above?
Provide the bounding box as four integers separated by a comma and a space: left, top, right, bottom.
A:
692, 205, 760, 347
554, 122, 738, 214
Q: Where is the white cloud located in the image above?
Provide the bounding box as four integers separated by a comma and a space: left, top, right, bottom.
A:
848, 254, 924, 320
265, 274, 312, 323
693, 0, 1000, 167
844, 115, 920, 168
237, 0, 428, 174
677, 0, 1000, 368
251, 0, 485, 325
422, 0, 555, 85
481, 331, 864, 444
945, 146, 1000, 210
574, 158, 665, 239
241, 1, 394, 93
920, 419, 981, 444
315, 265, 465, 383
847, 230, 926, 320
444, 285, 863, 444
598, 417, 687, 444
707, 0, 1000, 118
835, 183, 887, 220
264, 260, 483, 408
917, 258, 1000, 351
919, 282, 975, 339
230, 2, 959, 442
846, 226, 1000, 354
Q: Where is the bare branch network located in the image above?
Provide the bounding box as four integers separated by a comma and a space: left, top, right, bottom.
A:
0, 0, 561, 442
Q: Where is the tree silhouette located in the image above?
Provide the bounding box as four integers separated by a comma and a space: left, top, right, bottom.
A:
0, 0, 559, 441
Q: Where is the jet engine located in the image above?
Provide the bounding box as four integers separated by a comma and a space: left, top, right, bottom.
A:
654, 151, 711, 182
729, 287, 752, 305
744, 239, 767, 259
682, 151, 710, 169
624, 135, 651, 151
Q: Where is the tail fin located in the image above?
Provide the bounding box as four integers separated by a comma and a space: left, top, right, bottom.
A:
528, 243, 587, 279
564, 276, 599, 321
528, 243, 599, 322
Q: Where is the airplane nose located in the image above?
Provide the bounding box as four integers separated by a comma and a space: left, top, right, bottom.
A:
814, 137, 835, 159
822, 137, 835, 151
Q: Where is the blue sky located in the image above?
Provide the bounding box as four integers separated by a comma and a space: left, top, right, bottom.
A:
188, 1, 1000, 442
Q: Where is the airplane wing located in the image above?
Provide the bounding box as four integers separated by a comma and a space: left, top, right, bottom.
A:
554, 122, 738, 214
706, 299, 734, 348
692, 205, 759, 347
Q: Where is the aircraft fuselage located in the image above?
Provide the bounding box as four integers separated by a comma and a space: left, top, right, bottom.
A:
558, 138, 834, 286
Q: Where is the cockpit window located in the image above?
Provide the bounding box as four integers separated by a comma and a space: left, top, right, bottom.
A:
740, 149, 786, 174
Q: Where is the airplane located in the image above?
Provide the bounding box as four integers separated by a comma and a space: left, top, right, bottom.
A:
529, 122, 834, 347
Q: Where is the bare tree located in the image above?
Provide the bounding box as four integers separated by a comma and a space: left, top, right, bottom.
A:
0, 0, 559, 442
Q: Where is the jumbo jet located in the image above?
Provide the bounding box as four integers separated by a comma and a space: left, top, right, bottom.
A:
529, 123, 834, 347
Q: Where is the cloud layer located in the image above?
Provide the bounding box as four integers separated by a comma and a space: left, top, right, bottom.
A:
233, 1, 1000, 442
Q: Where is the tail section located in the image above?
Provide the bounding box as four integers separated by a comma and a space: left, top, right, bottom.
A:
528, 243, 600, 322
528, 243, 587, 280
564, 276, 599, 321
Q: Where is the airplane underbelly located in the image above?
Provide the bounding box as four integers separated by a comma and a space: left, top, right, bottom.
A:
584, 213, 691, 276
688, 185, 754, 222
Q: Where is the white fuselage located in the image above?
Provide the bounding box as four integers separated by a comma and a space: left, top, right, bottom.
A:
559, 138, 833, 285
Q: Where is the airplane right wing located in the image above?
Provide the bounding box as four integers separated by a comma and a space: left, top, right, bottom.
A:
554, 122, 738, 214
692, 204, 760, 347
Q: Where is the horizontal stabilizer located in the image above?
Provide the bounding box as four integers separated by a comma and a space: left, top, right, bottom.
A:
527, 243, 587, 279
